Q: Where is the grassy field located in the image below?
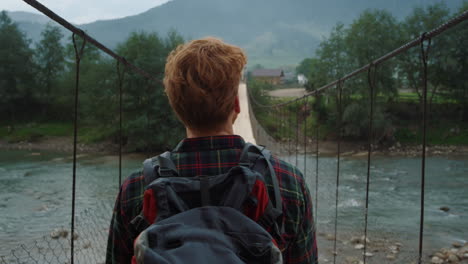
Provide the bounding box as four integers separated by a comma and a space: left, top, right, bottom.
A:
0, 122, 73, 143
397, 92, 457, 104
394, 123, 468, 145
0, 122, 116, 144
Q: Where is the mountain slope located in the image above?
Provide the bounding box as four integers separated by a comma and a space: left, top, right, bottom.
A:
6, 11, 64, 44
6, 0, 465, 66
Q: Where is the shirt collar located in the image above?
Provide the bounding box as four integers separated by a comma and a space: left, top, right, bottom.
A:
173, 135, 246, 152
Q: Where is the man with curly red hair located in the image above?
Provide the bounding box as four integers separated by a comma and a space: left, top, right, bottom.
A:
106, 37, 317, 264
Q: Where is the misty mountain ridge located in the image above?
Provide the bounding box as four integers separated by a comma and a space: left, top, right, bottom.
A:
5, 0, 465, 67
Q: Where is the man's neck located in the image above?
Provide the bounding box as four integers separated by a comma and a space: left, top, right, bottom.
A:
186, 126, 234, 138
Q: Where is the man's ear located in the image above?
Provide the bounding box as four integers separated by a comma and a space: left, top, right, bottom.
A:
234, 95, 240, 114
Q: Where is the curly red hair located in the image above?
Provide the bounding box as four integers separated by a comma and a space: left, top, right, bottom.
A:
164, 37, 247, 131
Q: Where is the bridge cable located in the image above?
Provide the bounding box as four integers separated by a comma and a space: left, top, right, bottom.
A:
278, 107, 282, 153
284, 107, 287, 156
116, 61, 126, 188
333, 79, 343, 264
288, 106, 292, 163
363, 62, 377, 263
314, 94, 320, 225
276, 106, 282, 154
71, 33, 86, 264
418, 32, 431, 264
303, 97, 308, 198
295, 103, 300, 167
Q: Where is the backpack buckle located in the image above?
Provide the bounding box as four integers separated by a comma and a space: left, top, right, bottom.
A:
159, 167, 177, 177
239, 162, 250, 167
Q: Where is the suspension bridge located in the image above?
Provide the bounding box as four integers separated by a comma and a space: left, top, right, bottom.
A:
1, 0, 468, 263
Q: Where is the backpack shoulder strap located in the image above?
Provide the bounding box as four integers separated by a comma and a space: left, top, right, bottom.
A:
142, 151, 178, 186
239, 143, 282, 214
133, 151, 178, 236
143, 157, 157, 186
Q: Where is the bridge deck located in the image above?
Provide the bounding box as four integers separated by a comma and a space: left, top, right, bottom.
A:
233, 83, 256, 144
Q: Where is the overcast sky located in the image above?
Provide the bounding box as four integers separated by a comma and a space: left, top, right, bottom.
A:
1, 0, 171, 24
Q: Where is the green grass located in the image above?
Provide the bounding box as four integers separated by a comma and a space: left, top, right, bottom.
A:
79, 126, 116, 144
0, 122, 117, 144
395, 123, 468, 145
398, 92, 457, 104
347, 92, 456, 104
0, 122, 73, 143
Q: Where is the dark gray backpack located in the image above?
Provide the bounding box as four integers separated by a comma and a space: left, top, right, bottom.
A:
131, 143, 284, 264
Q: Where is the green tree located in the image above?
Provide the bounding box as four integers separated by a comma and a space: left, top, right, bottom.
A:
301, 58, 326, 91
399, 2, 451, 109
299, 11, 401, 139
35, 23, 65, 117
116, 31, 185, 151
164, 29, 184, 54
57, 34, 104, 121
345, 9, 401, 100
296, 58, 314, 76
341, 9, 401, 139
446, 1, 468, 120
0, 11, 36, 126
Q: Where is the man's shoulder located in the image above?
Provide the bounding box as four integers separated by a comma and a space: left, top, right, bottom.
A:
122, 170, 144, 186
270, 155, 305, 181
120, 170, 145, 203
268, 155, 308, 200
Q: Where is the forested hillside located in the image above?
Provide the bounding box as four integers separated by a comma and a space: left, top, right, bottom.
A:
1, 0, 467, 151
6, 0, 465, 67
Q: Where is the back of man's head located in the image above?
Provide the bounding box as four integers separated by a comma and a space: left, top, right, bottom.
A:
164, 37, 247, 132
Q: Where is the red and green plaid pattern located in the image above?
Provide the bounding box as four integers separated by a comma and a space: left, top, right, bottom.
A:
106, 135, 317, 264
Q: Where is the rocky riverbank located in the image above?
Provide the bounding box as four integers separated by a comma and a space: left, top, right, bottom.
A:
2, 137, 467, 157
380, 142, 468, 157
429, 242, 468, 264
343, 143, 468, 158
317, 231, 468, 264
0, 136, 116, 154
276, 139, 468, 158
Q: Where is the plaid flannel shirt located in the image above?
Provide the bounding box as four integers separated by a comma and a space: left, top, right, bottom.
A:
106, 135, 317, 264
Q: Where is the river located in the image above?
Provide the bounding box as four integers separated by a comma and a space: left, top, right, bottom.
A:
0, 150, 467, 263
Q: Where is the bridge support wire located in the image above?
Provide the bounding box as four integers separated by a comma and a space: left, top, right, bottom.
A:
333, 80, 343, 264
418, 32, 432, 264
295, 103, 300, 167
283, 107, 287, 156
363, 63, 377, 264
303, 97, 308, 205
276, 107, 282, 154
71, 33, 86, 264
288, 106, 292, 163
116, 61, 126, 188
314, 94, 320, 225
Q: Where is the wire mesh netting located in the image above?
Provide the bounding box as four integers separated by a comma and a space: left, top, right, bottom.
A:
1, 202, 112, 264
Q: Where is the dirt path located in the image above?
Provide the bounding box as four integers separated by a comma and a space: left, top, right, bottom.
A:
268, 88, 307, 97
233, 83, 256, 144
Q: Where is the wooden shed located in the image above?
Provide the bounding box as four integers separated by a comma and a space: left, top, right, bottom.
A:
251, 69, 284, 85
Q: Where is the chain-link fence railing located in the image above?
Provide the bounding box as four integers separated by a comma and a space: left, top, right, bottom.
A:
1, 202, 112, 264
